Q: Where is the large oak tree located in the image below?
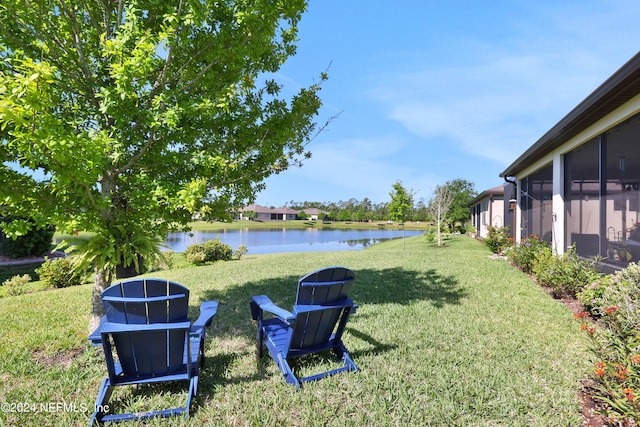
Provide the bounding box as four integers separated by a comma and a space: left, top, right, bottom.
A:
0, 0, 326, 329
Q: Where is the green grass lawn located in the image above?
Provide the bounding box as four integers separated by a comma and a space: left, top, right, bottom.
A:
0, 235, 590, 426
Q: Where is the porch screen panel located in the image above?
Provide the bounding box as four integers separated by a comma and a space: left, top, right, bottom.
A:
564, 137, 600, 257
521, 164, 553, 242
604, 114, 640, 265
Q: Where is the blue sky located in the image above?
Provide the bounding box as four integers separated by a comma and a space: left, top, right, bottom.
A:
254, 0, 640, 207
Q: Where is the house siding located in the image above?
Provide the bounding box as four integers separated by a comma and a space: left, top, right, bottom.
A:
469, 187, 505, 239
237, 205, 328, 221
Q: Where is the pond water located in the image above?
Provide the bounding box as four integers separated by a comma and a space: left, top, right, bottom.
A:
164, 228, 424, 254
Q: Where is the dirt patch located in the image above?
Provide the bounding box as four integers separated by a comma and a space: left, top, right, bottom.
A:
32, 347, 84, 369
579, 379, 610, 427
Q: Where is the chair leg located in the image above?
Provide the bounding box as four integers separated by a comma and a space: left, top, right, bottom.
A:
199, 333, 206, 369
276, 353, 301, 389
256, 323, 264, 358
90, 378, 196, 425
185, 376, 198, 419
90, 378, 113, 426
336, 341, 358, 372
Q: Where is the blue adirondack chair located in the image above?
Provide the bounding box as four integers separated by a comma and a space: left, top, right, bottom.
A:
87, 278, 218, 425
249, 266, 358, 389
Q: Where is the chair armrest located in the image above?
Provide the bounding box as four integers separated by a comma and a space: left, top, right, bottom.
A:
351, 303, 359, 314
88, 316, 108, 346
191, 300, 218, 336
250, 295, 294, 322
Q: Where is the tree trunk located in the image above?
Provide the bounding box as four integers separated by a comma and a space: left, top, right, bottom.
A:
89, 267, 111, 333
402, 224, 406, 251
437, 206, 442, 247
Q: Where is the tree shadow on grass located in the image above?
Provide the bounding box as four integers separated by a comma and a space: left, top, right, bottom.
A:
200, 266, 466, 312
192, 266, 467, 394
352, 267, 467, 308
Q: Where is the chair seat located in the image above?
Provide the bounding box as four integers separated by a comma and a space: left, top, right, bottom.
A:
262, 318, 294, 355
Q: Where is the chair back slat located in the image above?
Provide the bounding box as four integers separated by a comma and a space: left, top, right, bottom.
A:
102, 279, 189, 324
296, 267, 354, 305
109, 329, 188, 378
289, 267, 355, 351
290, 308, 343, 349
100, 279, 192, 380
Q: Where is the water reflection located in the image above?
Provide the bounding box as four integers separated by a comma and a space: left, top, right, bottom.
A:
164, 228, 423, 254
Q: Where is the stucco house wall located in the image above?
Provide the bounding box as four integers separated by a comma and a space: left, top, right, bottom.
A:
469, 186, 506, 238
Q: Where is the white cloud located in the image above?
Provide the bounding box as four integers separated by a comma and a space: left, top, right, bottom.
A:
366, 2, 640, 168
369, 50, 609, 166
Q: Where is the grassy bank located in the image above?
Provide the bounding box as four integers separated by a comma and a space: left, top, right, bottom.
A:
0, 235, 590, 426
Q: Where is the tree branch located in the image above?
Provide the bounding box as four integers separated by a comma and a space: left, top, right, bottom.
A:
116, 129, 158, 175
58, 0, 94, 86
148, 0, 185, 103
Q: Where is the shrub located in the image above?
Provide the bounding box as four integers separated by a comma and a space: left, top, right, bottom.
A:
505, 234, 549, 273
234, 245, 248, 260
579, 263, 640, 316
185, 239, 232, 265
145, 250, 175, 272
0, 217, 55, 259
35, 257, 85, 288
185, 250, 206, 265
2, 274, 31, 296
577, 281, 640, 421
454, 225, 466, 234
532, 245, 601, 298
483, 226, 512, 254
578, 275, 616, 315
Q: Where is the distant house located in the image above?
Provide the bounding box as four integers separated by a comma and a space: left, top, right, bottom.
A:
271, 206, 299, 221
238, 204, 274, 221
469, 186, 505, 238
500, 51, 640, 269
299, 208, 327, 221
237, 205, 328, 221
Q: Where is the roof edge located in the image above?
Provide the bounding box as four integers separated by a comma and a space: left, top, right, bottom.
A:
500, 51, 640, 178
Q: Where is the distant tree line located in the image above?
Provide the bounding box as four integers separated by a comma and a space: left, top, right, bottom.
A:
286, 178, 477, 230
288, 197, 426, 222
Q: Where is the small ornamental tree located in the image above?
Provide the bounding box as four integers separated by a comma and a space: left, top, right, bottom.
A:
243, 210, 258, 221
428, 184, 454, 247
0, 0, 327, 330
388, 181, 414, 250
